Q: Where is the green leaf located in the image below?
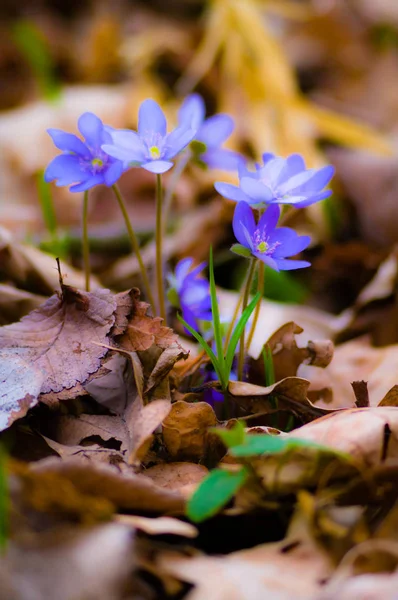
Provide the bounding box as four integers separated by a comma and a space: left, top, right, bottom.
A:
177, 314, 225, 388
224, 291, 261, 376
230, 243, 252, 258
212, 420, 246, 448
186, 467, 249, 523
209, 247, 226, 384
262, 344, 275, 387
230, 434, 341, 458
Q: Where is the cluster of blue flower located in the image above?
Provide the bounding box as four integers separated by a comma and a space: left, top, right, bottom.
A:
44, 95, 334, 335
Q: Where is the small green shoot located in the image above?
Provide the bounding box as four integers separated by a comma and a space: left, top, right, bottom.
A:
211, 420, 246, 448
12, 20, 61, 102
36, 172, 69, 260
186, 466, 249, 523
178, 248, 262, 392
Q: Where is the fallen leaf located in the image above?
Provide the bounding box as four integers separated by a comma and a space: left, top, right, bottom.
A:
31, 457, 185, 513
162, 401, 218, 461
144, 462, 209, 498
115, 514, 198, 538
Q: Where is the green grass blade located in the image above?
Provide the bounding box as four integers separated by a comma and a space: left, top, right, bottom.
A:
37, 170, 57, 237
225, 291, 261, 377
209, 247, 226, 381
186, 467, 249, 522
177, 314, 225, 388
262, 344, 275, 387
12, 20, 61, 102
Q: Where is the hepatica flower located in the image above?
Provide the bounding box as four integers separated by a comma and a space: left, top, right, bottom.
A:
44, 112, 124, 192
102, 99, 195, 174
232, 202, 311, 271
216, 153, 334, 208
178, 94, 243, 171
168, 257, 212, 332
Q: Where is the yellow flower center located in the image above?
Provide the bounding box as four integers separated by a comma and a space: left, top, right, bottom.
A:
149, 145, 161, 159
91, 158, 104, 168
257, 241, 268, 253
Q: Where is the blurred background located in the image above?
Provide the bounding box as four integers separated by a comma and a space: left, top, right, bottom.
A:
1, 0, 398, 324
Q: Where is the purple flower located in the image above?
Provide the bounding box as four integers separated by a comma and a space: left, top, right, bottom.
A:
215, 153, 334, 208
101, 99, 195, 174
233, 201, 311, 271
168, 258, 212, 332
178, 94, 243, 171
203, 367, 237, 407
44, 112, 125, 192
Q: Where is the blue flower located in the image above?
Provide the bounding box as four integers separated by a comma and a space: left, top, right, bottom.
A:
233, 201, 311, 271
168, 258, 212, 332
101, 99, 195, 174
215, 153, 334, 208
203, 367, 238, 407
44, 112, 125, 192
178, 94, 243, 171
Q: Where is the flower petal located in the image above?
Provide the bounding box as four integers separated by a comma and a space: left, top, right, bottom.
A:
273, 258, 311, 271
164, 126, 195, 158
178, 94, 205, 131
233, 201, 256, 248
202, 148, 244, 171
290, 189, 332, 208
214, 182, 250, 202
257, 204, 280, 233
261, 152, 275, 165
175, 258, 194, 287
278, 165, 335, 196
104, 130, 146, 160
197, 114, 234, 147
78, 113, 104, 149
44, 154, 84, 185
240, 177, 273, 204
69, 174, 105, 192
47, 129, 89, 157
268, 229, 310, 257
258, 157, 287, 188
138, 99, 167, 136
141, 160, 173, 174
253, 253, 279, 271
103, 161, 124, 186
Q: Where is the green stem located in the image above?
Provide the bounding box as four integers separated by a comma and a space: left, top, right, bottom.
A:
237, 259, 256, 381
82, 190, 90, 292
112, 184, 156, 312
155, 174, 167, 323
246, 260, 264, 351
162, 149, 191, 236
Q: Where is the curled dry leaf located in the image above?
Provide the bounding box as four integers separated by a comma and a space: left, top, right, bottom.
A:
115, 514, 198, 538
249, 322, 334, 385
229, 378, 335, 422
162, 401, 218, 461
157, 531, 332, 600
2, 523, 134, 600
300, 338, 398, 409
289, 407, 398, 468
31, 457, 185, 513
144, 462, 209, 499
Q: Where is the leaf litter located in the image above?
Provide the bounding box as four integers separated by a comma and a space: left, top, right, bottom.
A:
3, 3, 398, 599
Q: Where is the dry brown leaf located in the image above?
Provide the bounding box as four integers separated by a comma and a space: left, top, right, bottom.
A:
300, 338, 398, 409
158, 533, 332, 600
127, 397, 171, 463
229, 378, 334, 422
115, 514, 198, 538
162, 401, 218, 461
144, 462, 208, 498
290, 407, 398, 467
1, 523, 134, 600
0, 283, 46, 325
249, 322, 334, 385
31, 457, 185, 513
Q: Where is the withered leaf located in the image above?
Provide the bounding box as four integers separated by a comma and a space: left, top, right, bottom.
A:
162, 401, 218, 461
0, 287, 117, 396
127, 397, 171, 463
31, 457, 186, 513
144, 462, 209, 498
